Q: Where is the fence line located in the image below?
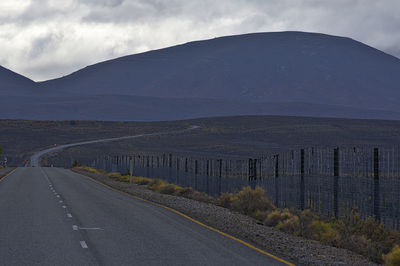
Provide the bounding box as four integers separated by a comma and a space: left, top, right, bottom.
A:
65, 146, 400, 230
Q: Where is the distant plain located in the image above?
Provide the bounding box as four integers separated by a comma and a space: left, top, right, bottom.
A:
2, 115, 400, 166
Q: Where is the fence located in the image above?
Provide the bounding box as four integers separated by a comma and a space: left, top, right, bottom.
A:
72, 146, 400, 230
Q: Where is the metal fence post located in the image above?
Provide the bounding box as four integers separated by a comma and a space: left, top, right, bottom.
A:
374, 148, 380, 222
194, 160, 198, 190
129, 159, 133, 184
300, 149, 305, 210
334, 147, 339, 218
275, 154, 279, 207
218, 159, 222, 195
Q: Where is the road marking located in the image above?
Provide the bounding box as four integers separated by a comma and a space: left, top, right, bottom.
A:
59, 200, 63, 203
62, 205, 67, 209
79, 227, 103, 230
72, 225, 78, 230
0, 168, 18, 183
79, 172, 295, 266
57, 195, 60, 198
80, 241, 88, 249
67, 213, 72, 218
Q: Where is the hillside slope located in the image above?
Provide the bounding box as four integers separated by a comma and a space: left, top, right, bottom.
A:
0, 65, 36, 96
40, 31, 400, 111
1, 31, 400, 121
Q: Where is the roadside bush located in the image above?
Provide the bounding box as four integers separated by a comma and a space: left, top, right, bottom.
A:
252, 210, 268, 222
72, 160, 81, 167
230, 186, 275, 216
188, 190, 214, 203
311, 220, 340, 244
119, 175, 130, 182
276, 215, 301, 235
217, 192, 234, 208
383, 245, 400, 266
108, 172, 121, 179
159, 184, 183, 195
147, 179, 168, 191
132, 176, 154, 185
74, 166, 99, 174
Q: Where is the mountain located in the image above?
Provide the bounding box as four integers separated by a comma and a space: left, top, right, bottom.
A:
1, 31, 400, 121
0, 65, 36, 96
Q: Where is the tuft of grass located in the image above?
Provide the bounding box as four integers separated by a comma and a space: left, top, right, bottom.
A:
74, 166, 100, 174
108, 172, 121, 179
383, 245, 400, 266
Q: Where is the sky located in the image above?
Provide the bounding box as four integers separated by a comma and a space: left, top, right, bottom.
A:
0, 0, 399, 81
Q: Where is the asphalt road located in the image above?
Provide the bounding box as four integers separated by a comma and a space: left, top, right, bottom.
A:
0, 167, 288, 266
30, 126, 200, 167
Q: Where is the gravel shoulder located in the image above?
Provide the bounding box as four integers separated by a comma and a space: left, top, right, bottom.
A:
72, 169, 377, 266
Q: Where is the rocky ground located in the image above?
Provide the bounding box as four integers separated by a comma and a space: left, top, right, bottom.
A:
72, 169, 377, 266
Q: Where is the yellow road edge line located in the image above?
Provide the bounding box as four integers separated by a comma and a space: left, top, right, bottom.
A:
0, 168, 18, 183
75, 171, 295, 266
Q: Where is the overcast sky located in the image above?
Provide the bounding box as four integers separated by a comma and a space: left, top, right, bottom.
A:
1, 0, 399, 81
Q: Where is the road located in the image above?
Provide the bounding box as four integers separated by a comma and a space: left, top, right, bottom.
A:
30, 126, 200, 167
0, 167, 289, 265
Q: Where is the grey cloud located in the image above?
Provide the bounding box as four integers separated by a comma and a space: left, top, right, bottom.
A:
1, 0, 400, 81
28, 33, 63, 59
81, 0, 125, 8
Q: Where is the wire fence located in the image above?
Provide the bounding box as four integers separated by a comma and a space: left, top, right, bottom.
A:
67, 146, 400, 230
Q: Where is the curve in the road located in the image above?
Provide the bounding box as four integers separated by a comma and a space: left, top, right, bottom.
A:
30, 125, 200, 167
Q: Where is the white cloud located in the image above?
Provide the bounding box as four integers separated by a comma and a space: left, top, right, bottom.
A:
0, 0, 399, 81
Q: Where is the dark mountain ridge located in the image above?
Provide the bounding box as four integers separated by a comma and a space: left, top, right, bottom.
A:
1, 31, 400, 121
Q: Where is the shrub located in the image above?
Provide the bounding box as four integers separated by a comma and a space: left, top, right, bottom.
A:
383, 245, 400, 266
176, 187, 194, 197
188, 191, 214, 203
119, 175, 130, 182
298, 209, 316, 238
311, 220, 340, 244
265, 210, 283, 227
230, 186, 274, 215
159, 184, 183, 195
72, 160, 81, 167
108, 172, 121, 179
132, 177, 154, 185
252, 210, 268, 222
147, 179, 169, 191
74, 166, 99, 174
217, 192, 234, 208
276, 215, 301, 235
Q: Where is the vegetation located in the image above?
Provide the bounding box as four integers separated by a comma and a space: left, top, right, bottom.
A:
74, 165, 400, 264
384, 245, 400, 266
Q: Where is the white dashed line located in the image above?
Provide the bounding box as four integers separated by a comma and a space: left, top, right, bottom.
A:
67, 213, 72, 218
72, 225, 78, 230
80, 241, 88, 249
62, 205, 66, 209
57, 195, 60, 198
59, 200, 63, 203
79, 227, 104, 230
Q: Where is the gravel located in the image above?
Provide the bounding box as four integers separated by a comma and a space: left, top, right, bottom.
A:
73, 169, 378, 266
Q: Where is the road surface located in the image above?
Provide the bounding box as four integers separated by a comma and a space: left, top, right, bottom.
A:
30, 126, 200, 167
0, 167, 289, 265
